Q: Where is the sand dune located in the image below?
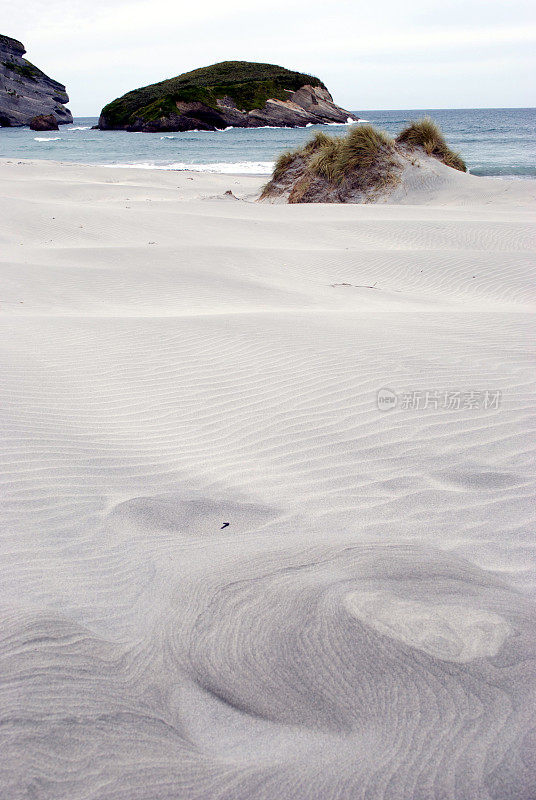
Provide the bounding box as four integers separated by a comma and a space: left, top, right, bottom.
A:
0, 159, 535, 799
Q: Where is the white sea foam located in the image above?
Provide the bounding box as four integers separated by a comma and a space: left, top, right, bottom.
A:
34, 137, 61, 142
152, 123, 359, 138
67, 126, 91, 131
161, 132, 232, 138
104, 160, 275, 175
325, 117, 357, 126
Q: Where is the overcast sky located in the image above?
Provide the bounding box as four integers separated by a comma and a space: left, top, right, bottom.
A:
4, 0, 536, 116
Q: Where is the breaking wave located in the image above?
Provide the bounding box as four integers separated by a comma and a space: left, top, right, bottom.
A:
106, 160, 275, 175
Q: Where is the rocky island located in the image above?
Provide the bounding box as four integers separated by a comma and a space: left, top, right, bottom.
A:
98, 61, 358, 132
0, 34, 72, 128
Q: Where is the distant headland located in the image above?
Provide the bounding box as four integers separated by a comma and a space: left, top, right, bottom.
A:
0, 34, 72, 128
97, 61, 358, 132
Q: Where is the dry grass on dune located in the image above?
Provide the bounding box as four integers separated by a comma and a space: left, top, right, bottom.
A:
307, 135, 343, 181
335, 124, 395, 174
301, 130, 335, 155
396, 116, 467, 172
262, 124, 399, 202
305, 125, 397, 184
261, 117, 467, 202
272, 150, 297, 181
269, 132, 341, 186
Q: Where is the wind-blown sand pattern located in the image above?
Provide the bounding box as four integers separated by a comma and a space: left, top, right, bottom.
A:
1, 159, 535, 799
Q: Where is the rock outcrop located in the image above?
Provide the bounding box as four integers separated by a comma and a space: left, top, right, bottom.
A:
98, 61, 358, 132
0, 34, 72, 127
29, 114, 59, 131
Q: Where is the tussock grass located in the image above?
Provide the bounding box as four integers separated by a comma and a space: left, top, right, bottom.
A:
335, 125, 394, 174
301, 131, 336, 155
273, 150, 297, 180
303, 126, 395, 183
261, 117, 466, 203
396, 117, 467, 172
304, 125, 396, 191
262, 123, 399, 202
308, 136, 343, 181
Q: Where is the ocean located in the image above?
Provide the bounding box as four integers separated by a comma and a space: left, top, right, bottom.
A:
1, 107, 534, 178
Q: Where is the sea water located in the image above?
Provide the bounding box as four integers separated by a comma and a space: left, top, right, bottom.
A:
0, 108, 534, 178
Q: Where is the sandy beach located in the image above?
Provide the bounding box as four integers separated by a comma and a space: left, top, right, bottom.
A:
1, 158, 535, 799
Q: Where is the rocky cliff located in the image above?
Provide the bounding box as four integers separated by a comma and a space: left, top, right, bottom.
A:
98, 61, 358, 132
0, 34, 72, 127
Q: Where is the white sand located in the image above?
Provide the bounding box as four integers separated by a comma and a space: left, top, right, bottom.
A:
0, 158, 535, 799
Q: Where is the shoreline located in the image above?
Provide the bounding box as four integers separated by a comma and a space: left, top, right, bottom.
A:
2, 157, 535, 208
3, 107, 536, 181
3, 154, 536, 181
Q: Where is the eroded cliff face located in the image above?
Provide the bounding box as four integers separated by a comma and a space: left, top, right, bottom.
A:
102, 85, 357, 132
214, 85, 357, 129
0, 34, 72, 127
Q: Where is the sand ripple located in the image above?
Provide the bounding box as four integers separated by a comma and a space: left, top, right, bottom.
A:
0, 161, 535, 798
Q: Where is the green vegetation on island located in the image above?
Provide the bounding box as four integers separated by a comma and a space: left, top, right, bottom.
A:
100, 61, 326, 129
97, 61, 359, 132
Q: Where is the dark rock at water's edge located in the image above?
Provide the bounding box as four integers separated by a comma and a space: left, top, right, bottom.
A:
98, 61, 358, 132
0, 34, 72, 127
29, 113, 59, 131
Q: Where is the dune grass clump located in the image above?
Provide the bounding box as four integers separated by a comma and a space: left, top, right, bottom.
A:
301, 130, 336, 155
396, 117, 467, 172
272, 132, 338, 183
308, 135, 343, 181
305, 126, 398, 199
272, 150, 297, 181
303, 125, 395, 184
262, 123, 400, 202
335, 125, 395, 175
262, 118, 466, 203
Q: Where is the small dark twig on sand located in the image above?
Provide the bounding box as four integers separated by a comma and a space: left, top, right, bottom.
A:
331, 282, 379, 289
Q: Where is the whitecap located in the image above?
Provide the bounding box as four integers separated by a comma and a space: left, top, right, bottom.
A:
326, 118, 358, 126
102, 160, 275, 175
34, 137, 61, 142
67, 126, 91, 131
